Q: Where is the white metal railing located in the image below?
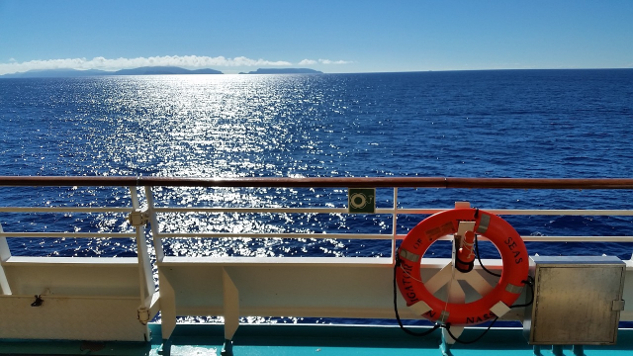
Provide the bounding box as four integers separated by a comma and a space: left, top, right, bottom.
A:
1, 176, 633, 342
1, 177, 633, 261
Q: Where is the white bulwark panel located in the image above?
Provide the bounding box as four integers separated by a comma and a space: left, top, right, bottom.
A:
0, 296, 147, 341
0, 257, 152, 341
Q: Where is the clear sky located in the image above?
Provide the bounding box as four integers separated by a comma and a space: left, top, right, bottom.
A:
0, 0, 632, 75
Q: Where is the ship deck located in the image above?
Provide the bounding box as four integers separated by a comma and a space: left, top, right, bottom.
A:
2, 324, 633, 355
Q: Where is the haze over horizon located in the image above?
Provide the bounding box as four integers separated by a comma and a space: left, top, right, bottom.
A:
0, 0, 631, 75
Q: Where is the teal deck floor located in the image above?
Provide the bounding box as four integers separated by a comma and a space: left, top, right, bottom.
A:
1, 324, 632, 356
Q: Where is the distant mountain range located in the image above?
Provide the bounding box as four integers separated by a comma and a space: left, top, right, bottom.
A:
1, 66, 324, 78
239, 68, 323, 74
0, 66, 223, 78
114, 66, 223, 75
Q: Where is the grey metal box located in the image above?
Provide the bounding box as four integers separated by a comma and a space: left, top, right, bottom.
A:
523, 256, 625, 345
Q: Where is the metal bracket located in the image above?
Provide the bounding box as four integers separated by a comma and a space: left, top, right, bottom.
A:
137, 306, 150, 325
612, 299, 625, 311
572, 345, 584, 356
439, 330, 454, 356
128, 210, 150, 227
456, 221, 476, 239
160, 339, 172, 356
221, 339, 234, 356
454, 201, 471, 209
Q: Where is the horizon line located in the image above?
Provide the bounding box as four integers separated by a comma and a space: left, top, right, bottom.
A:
1, 66, 633, 78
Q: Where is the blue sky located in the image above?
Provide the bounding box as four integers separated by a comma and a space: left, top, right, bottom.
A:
0, 0, 632, 74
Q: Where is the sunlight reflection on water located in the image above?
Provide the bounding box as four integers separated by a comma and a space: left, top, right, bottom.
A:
86, 75, 345, 179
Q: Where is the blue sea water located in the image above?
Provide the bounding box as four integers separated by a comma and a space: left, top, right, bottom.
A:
1, 69, 633, 261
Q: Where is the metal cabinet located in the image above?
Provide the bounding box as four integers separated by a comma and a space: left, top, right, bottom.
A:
523, 256, 625, 345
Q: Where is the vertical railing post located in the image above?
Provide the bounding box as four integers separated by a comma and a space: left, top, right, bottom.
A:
144, 186, 164, 262
0, 225, 12, 295
391, 187, 398, 264
144, 186, 176, 344
129, 187, 155, 312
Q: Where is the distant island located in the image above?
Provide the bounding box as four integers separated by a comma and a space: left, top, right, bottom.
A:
113, 66, 222, 75
239, 68, 323, 74
0, 66, 223, 78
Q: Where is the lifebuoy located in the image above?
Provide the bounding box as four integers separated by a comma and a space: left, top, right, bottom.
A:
396, 208, 529, 326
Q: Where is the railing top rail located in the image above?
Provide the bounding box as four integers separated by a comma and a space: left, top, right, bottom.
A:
1, 176, 633, 189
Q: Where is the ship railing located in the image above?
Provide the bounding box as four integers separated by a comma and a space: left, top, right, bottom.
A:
0, 176, 633, 342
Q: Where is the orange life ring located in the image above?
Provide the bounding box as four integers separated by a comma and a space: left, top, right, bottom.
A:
396, 208, 529, 326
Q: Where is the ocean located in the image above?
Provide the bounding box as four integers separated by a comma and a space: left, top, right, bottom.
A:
1, 69, 633, 262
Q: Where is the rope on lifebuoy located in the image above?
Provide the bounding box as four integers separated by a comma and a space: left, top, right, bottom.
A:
396, 208, 529, 326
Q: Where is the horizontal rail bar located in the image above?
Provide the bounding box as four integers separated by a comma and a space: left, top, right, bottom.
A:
399, 235, 633, 242
518, 235, 633, 242
2, 176, 633, 189
1, 206, 631, 216
0, 232, 136, 238
153, 207, 633, 216
397, 209, 633, 216
156, 232, 633, 243
3, 230, 630, 242
158, 233, 388, 240
418, 235, 633, 242
0, 207, 133, 213
155, 207, 354, 214
156, 207, 396, 214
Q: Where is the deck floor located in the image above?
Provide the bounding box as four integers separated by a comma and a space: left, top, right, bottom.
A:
1, 324, 632, 356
